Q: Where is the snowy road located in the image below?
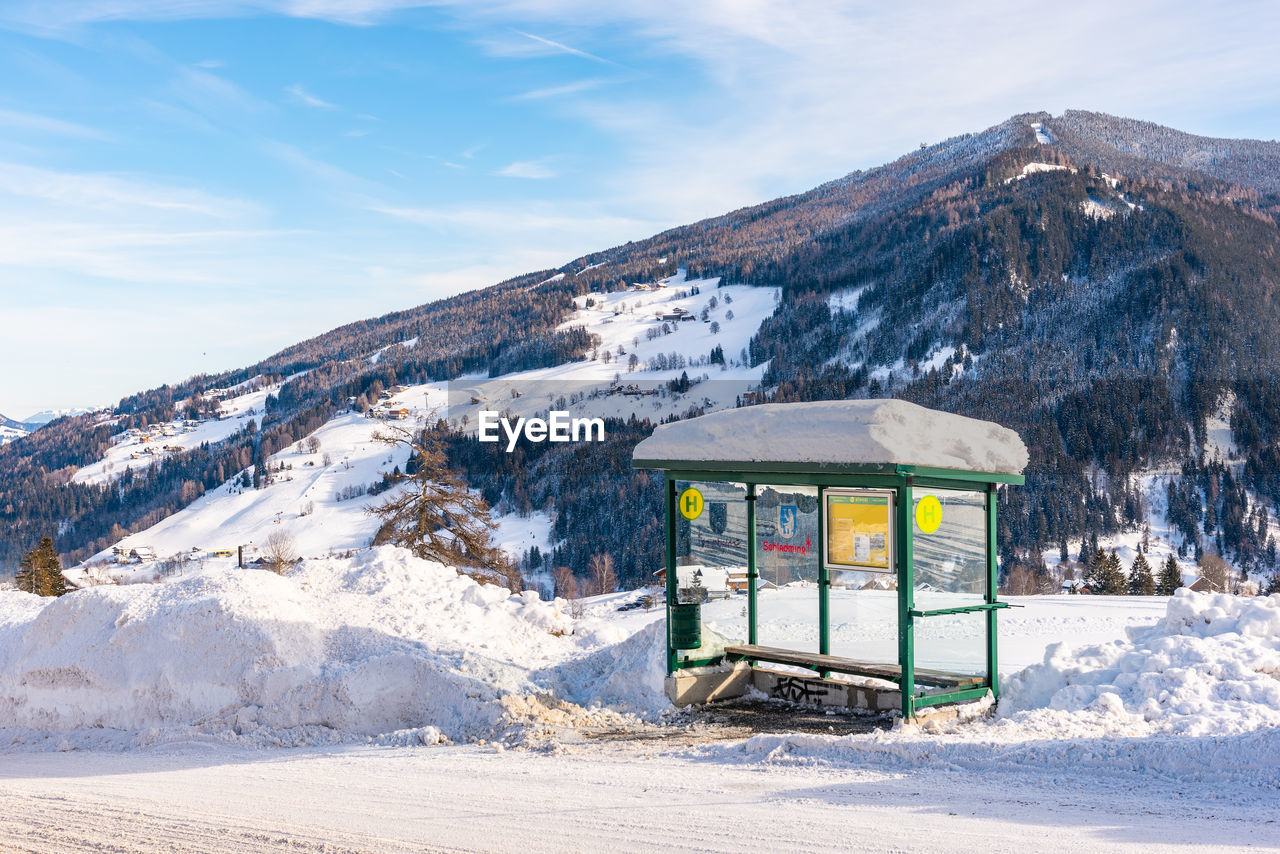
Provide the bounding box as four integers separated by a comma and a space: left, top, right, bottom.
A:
1, 740, 1275, 853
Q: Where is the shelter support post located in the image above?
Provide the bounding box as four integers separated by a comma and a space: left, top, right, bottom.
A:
897, 476, 915, 720
746, 483, 758, 646
665, 474, 678, 675
817, 485, 830, 674
986, 483, 999, 699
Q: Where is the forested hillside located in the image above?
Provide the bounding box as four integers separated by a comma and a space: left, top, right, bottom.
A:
5, 110, 1280, 590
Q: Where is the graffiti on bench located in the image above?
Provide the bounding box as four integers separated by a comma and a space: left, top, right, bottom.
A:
769, 675, 835, 704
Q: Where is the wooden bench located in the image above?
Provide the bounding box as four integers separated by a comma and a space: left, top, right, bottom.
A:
724, 644, 984, 689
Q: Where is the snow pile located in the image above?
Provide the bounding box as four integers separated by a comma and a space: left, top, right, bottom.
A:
997, 589, 1280, 736
0, 547, 639, 749
542, 620, 670, 718
720, 591, 1280, 788
633, 399, 1029, 475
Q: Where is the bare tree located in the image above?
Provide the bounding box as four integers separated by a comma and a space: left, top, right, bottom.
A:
589, 552, 617, 596
552, 565, 579, 600
304, 435, 322, 454
367, 420, 509, 573
1198, 553, 1231, 592
264, 529, 298, 574
552, 565, 583, 617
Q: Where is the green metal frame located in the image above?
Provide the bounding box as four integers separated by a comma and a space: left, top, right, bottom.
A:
746, 483, 758, 646
637, 458, 1024, 485
659, 462, 1019, 719
897, 477, 915, 718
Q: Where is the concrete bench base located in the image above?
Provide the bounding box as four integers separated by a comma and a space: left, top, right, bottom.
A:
664, 661, 754, 707
664, 663, 902, 713
751, 667, 902, 712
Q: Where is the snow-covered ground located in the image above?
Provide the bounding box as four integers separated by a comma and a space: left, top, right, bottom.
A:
72, 384, 278, 486
3, 729, 1276, 853
68, 384, 458, 586
1006, 161, 1077, 182
1, 550, 1278, 851
92, 411, 416, 560
6, 545, 1254, 754
0, 423, 25, 445
443, 271, 778, 430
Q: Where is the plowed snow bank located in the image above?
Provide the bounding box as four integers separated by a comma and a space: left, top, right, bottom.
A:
999, 589, 1280, 736
723, 590, 1280, 775
0, 547, 665, 749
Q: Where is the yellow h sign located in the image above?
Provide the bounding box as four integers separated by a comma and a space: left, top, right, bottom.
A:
678, 487, 704, 520
915, 494, 943, 534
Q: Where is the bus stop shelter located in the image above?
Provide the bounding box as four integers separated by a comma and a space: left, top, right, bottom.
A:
632, 398, 1028, 720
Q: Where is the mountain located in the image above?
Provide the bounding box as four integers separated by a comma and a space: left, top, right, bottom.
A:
4, 109, 1280, 591
21, 408, 95, 427
0, 414, 27, 446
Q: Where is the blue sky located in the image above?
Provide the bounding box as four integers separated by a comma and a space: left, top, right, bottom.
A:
2, 1, 1279, 419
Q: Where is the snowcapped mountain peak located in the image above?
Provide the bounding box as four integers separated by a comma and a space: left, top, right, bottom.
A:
22, 407, 95, 426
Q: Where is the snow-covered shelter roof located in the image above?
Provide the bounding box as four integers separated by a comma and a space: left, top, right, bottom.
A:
632, 399, 1028, 477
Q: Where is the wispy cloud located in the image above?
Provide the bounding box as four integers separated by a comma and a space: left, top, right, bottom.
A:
510, 29, 615, 65
260, 139, 378, 196
0, 158, 283, 291
510, 78, 605, 101
369, 201, 652, 243
171, 66, 273, 115
0, 161, 256, 218
286, 83, 338, 109
494, 160, 555, 179
0, 107, 113, 141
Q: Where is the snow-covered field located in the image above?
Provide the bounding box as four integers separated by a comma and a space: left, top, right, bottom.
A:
72, 384, 276, 486
86, 411, 420, 566
442, 271, 777, 430
0, 423, 25, 445
3, 544, 1279, 850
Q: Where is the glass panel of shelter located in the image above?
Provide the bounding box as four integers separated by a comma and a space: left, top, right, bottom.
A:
753, 485, 820, 653
910, 487, 990, 695
824, 486, 899, 670
674, 480, 748, 659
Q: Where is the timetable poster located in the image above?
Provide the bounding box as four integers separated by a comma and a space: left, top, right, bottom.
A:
826, 490, 892, 572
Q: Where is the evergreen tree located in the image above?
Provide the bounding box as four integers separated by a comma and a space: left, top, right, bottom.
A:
1265, 571, 1280, 596
368, 420, 515, 586
1156, 555, 1183, 595
1128, 552, 1156, 596
14, 550, 37, 594
1096, 549, 1127, 595
1082, 547, 1104, 591
14, 536, 68, 597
